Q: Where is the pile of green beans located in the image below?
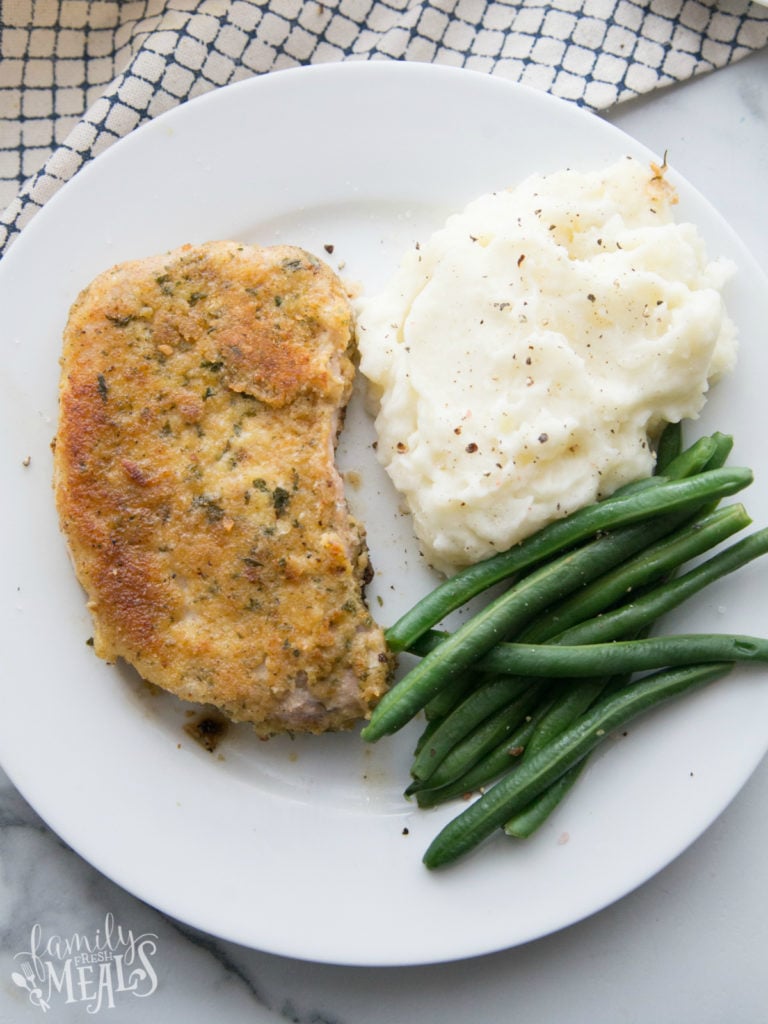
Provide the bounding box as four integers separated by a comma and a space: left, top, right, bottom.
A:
360, 428, 768, 870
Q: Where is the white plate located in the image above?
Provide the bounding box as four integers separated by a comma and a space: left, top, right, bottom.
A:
2, 61, 768, 967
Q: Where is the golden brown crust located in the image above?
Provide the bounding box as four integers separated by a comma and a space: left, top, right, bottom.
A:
54, 241, 393, 735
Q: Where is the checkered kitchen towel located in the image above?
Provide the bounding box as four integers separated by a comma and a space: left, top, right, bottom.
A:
1, 0, 767, 255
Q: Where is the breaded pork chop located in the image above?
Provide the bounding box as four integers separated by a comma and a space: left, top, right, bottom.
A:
54, 241, 393, 735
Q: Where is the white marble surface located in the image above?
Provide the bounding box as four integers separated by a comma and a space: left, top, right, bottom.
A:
2, 49, 767, 1023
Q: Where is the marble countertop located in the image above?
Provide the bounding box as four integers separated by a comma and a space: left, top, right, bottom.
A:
2, 48, 767, 1024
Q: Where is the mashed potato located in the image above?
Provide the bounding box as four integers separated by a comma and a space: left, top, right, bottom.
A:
356, 156, 737, 574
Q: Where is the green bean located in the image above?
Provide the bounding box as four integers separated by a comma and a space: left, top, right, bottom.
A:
478, 632, 768, 678
654, 421, 683, 473
422, 662, 733, 869
412, 716, 442, 758
365, 469, 752, 742
544, 526, 768, 648
689, 433, 735, 518
414, 699, 555, 808
516, 504, 750, 645
409, 675, 534, 783
405, 509, 758, 768
384, 466, 752, 654
503, 488, 732, 839
700, 432, 733, 472
424, 668, 479, 721
659, 434, 717, 480
417, 459, 729, 827
367, 530, 658, 741
498, 652, 644, 833
408, 628, 451, 658
502, 666, 640, 837
503, 759, 588, 838
521, 677, 610, 752
409, 506, 744, 743
602, 476, 669, 500
411, 683, 546, 788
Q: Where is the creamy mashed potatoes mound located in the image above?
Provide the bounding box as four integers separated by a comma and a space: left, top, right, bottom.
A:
356, 156, 737, 574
